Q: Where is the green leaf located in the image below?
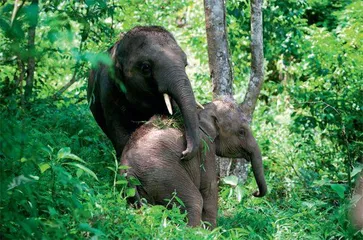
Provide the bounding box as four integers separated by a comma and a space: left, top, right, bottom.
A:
64, 153, 85, 162
175, 195, 185, 207
235, 184, 244, 203
63, 163, 98, 181
38, 163, 51, 173
57, 147, 85, 163
107, 166, 116, 173
351, 165, 363, 177
48, 206, 57, 217
129, 176, 141, 186
223, 175, 239, 187
118, 81, 127, 93
116, 180, 128, 185
57, 147, 71, 159
118, 165, 130, 170
76, 168, 83, 178
126, 187, 136, 197
330, 184, 346, 199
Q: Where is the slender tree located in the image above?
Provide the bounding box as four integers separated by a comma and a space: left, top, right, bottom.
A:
241, 0, 265, 123
24, 0, 39, 102
204, 0, 264, 180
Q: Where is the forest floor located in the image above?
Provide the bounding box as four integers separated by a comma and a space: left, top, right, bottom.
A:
1, 101, 361, 239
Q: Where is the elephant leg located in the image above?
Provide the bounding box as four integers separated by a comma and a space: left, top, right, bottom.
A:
184, 193, 203, 227
143, 165, 203, 227
201, 180, 218, 229
166, 179, 203, 227
104, 113, 135, 158
89, 99, 108, 136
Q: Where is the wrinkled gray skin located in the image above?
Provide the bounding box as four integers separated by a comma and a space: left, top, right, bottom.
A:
87, 26, 199, 159
121, 99, 267, 228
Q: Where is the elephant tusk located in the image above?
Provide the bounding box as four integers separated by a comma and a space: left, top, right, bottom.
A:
196, 101, 204, 109
110, 45, 117, 61
164, 94, 173, 115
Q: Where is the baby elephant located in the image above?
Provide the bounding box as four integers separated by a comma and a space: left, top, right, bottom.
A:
120, 98, 267, 228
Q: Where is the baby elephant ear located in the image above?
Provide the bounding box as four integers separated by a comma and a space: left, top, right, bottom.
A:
198, 107, 218, 141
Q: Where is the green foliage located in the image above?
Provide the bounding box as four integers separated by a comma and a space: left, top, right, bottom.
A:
1, 0, 362, 239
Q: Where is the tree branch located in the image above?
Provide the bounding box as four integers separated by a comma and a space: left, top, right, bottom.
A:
241, 0, 265, 123
53, 38, 86, 99
52, 62, 85, 99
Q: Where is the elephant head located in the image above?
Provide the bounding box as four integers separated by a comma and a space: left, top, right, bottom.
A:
111, 26, 199, 159
199, 98, 267, 197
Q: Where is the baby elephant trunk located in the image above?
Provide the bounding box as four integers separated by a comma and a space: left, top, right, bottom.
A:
250, 145, 267, 197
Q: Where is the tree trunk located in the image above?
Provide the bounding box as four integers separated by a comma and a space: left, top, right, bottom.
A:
241, 0, 265, 123
204, 0, 248, 183
204, 0, 233, 98
24, 0, 39, 103
16, 59, 26, 106
204, 0, 264, 183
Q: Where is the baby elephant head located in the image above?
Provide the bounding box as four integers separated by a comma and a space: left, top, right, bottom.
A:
199, 98, 267, 197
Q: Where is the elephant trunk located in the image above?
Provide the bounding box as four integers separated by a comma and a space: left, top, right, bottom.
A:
161, 69, 200, 160
250, 144, 267, 197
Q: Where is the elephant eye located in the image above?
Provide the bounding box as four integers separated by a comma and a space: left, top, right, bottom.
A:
140, 62, 152, 74
239, 129, 246, 137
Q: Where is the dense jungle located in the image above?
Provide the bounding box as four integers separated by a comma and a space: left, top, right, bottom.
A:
0, 0, 362, 239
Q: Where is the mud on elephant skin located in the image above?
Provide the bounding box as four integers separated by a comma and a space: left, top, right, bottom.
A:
87, 26, 200, 159
120, 98, 267, 228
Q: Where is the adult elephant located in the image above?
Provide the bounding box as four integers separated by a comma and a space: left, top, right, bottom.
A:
88, 26, 200, 159
121, 98, 267, 228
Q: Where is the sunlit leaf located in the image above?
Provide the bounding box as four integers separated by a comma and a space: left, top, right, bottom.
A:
223, 175, 239, 187
38, 163, 51, 173
235, 184, 244, 203
126, 187, 136, 197
57, 147, 71, 159
118, 165, 131, 170
63, 163, 98, 181
57, 147, 85, 163
116, 180, 128, 185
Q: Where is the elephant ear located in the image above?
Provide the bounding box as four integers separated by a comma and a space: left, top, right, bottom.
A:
198, 104, 218, 141
110, 41, 122, 69
109, 41, 125, 91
